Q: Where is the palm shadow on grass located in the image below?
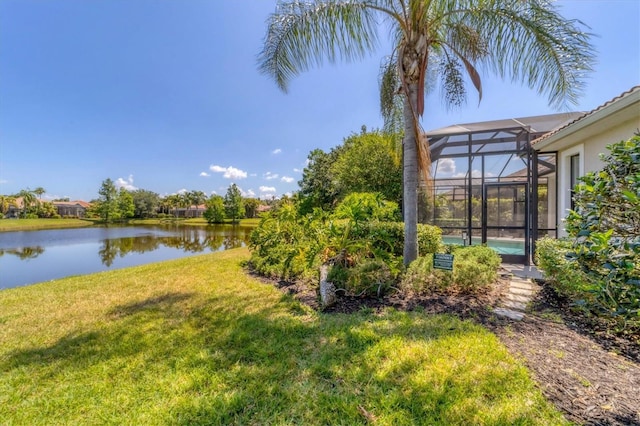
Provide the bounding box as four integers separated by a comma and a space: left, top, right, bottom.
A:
1, 290, 564, 425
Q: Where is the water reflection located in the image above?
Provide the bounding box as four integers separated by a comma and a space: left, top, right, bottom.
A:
0, 224, 254, 289
0, 246, 45, 260
95, 227, 250, 266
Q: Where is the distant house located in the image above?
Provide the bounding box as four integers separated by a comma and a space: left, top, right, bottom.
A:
532, 86, 640, 237
52, 200, 92, 218
5, 197, 24, 218
171, 204, 206, 218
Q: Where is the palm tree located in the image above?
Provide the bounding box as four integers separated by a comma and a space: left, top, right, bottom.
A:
33, 187, 45, 215
17, 189, 36, 218
258, 0, 594, 264
189, 190, 207, 218
0, 195, 17, 216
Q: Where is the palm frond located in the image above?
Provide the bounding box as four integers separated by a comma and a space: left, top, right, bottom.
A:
258, 0, 380, 92
379, 53, 404, 134
459, 0, 595, 109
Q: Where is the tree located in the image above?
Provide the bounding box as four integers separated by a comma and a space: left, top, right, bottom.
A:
117, 188, 135, 219
244, 197, 261, 219
258, 0, 594, 264
17, 189, 36, 218
224, 183, 244, 223
204, 195, 226, 223
0, 195, 17, 216
297, 147, 343, 214
332, 130, 402, 205
97, 178, 119, 222
188, 190, 207, 218
131, 189, 160, 218
33, 187, 46, 215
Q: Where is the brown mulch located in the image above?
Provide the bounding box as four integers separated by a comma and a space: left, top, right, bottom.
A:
258, 271, 640, 426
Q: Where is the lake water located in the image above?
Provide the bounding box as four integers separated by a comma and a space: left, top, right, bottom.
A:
0, 224, 254, 290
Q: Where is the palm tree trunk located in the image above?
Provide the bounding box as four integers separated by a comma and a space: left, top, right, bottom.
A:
402, 82, 419, 265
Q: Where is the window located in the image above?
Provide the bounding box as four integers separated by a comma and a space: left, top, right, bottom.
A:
570, 154, 580, 210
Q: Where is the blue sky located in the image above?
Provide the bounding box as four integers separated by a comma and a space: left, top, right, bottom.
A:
1, 0, 638, 202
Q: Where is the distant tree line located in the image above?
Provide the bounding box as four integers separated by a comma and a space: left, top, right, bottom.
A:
0, 187, 60, 218
90, 180, 267, 223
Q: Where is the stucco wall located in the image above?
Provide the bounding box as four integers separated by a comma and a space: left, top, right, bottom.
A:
534, 91, 640, 237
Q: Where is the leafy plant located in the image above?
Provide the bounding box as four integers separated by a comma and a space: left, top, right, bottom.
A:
565, 135, 640, 330
401, 245, 500, 295
535, 236, 595, 299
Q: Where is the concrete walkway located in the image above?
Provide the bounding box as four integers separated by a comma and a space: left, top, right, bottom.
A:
493, 264, 543, 320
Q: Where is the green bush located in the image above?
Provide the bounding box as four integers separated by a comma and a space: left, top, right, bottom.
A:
535, 236, 596, 299
401, 255, 452, 294
347, 259, 395, 297
248, 196, 444, 299
333, 192, 400, 222
349, 222, 442, 257
451, 245, 501, 293
564, 135, 640, 330
401, 245, 500, 295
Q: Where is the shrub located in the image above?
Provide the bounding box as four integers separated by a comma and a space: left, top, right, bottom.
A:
564, 135, 640, 330
451, 245, 501, 293
347, 259, 395, 297
333, 192, 400, 222
350, 222, 442, 257
401, 255, 452, 294
401, 245, 500, 295
535, 236, 596, 299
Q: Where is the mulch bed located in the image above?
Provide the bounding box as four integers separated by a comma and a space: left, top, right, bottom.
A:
256, 270, 640, 426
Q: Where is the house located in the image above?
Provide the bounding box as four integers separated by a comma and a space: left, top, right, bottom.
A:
52, 200, 92, 218
532, 86, 640, 237
424, 111, 584, 264
171, 204, 206, 218
422, 85, 640, 264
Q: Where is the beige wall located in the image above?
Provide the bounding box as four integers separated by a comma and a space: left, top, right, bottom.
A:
534, 92, 639, 237
582, 117, 637, 173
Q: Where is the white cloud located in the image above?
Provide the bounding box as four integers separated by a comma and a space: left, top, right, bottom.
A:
272, 148, 282, 154
452, 169, 490, 178
293, 168, 302, 173
176, 188, 188, 194
210, 190, 217, 195
281, 176, 294, 183
115, 175, 138, 191
264, 171, 279, 180
209, 165, 248, 180
259, 186, 276, 194
436, 158, 456, 174
200, 172, 210, 177
244, 189, 256, 197
0, 179, 7, 184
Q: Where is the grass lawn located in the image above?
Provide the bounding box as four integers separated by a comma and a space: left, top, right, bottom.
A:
0, 218, 94, 232
0, 248, 568, 425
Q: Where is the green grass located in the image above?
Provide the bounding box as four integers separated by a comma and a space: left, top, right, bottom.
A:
0, 248, 568, 425
0, 218, 94, 232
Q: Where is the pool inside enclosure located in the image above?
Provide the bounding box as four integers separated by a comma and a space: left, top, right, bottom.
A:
422, 113, 583, 264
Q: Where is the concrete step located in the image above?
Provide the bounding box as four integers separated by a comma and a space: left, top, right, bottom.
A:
503, 299, 528, 311
494, 307, 525, 320
509, 286, 536, 296
506, 293, 531, 303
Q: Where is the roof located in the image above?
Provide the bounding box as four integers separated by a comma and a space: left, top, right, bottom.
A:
426, 112, 584, 137
52, 200, 92, 208
532, 86, 640, 148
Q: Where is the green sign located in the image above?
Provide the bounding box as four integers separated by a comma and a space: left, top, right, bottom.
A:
433, 253, 454, 271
